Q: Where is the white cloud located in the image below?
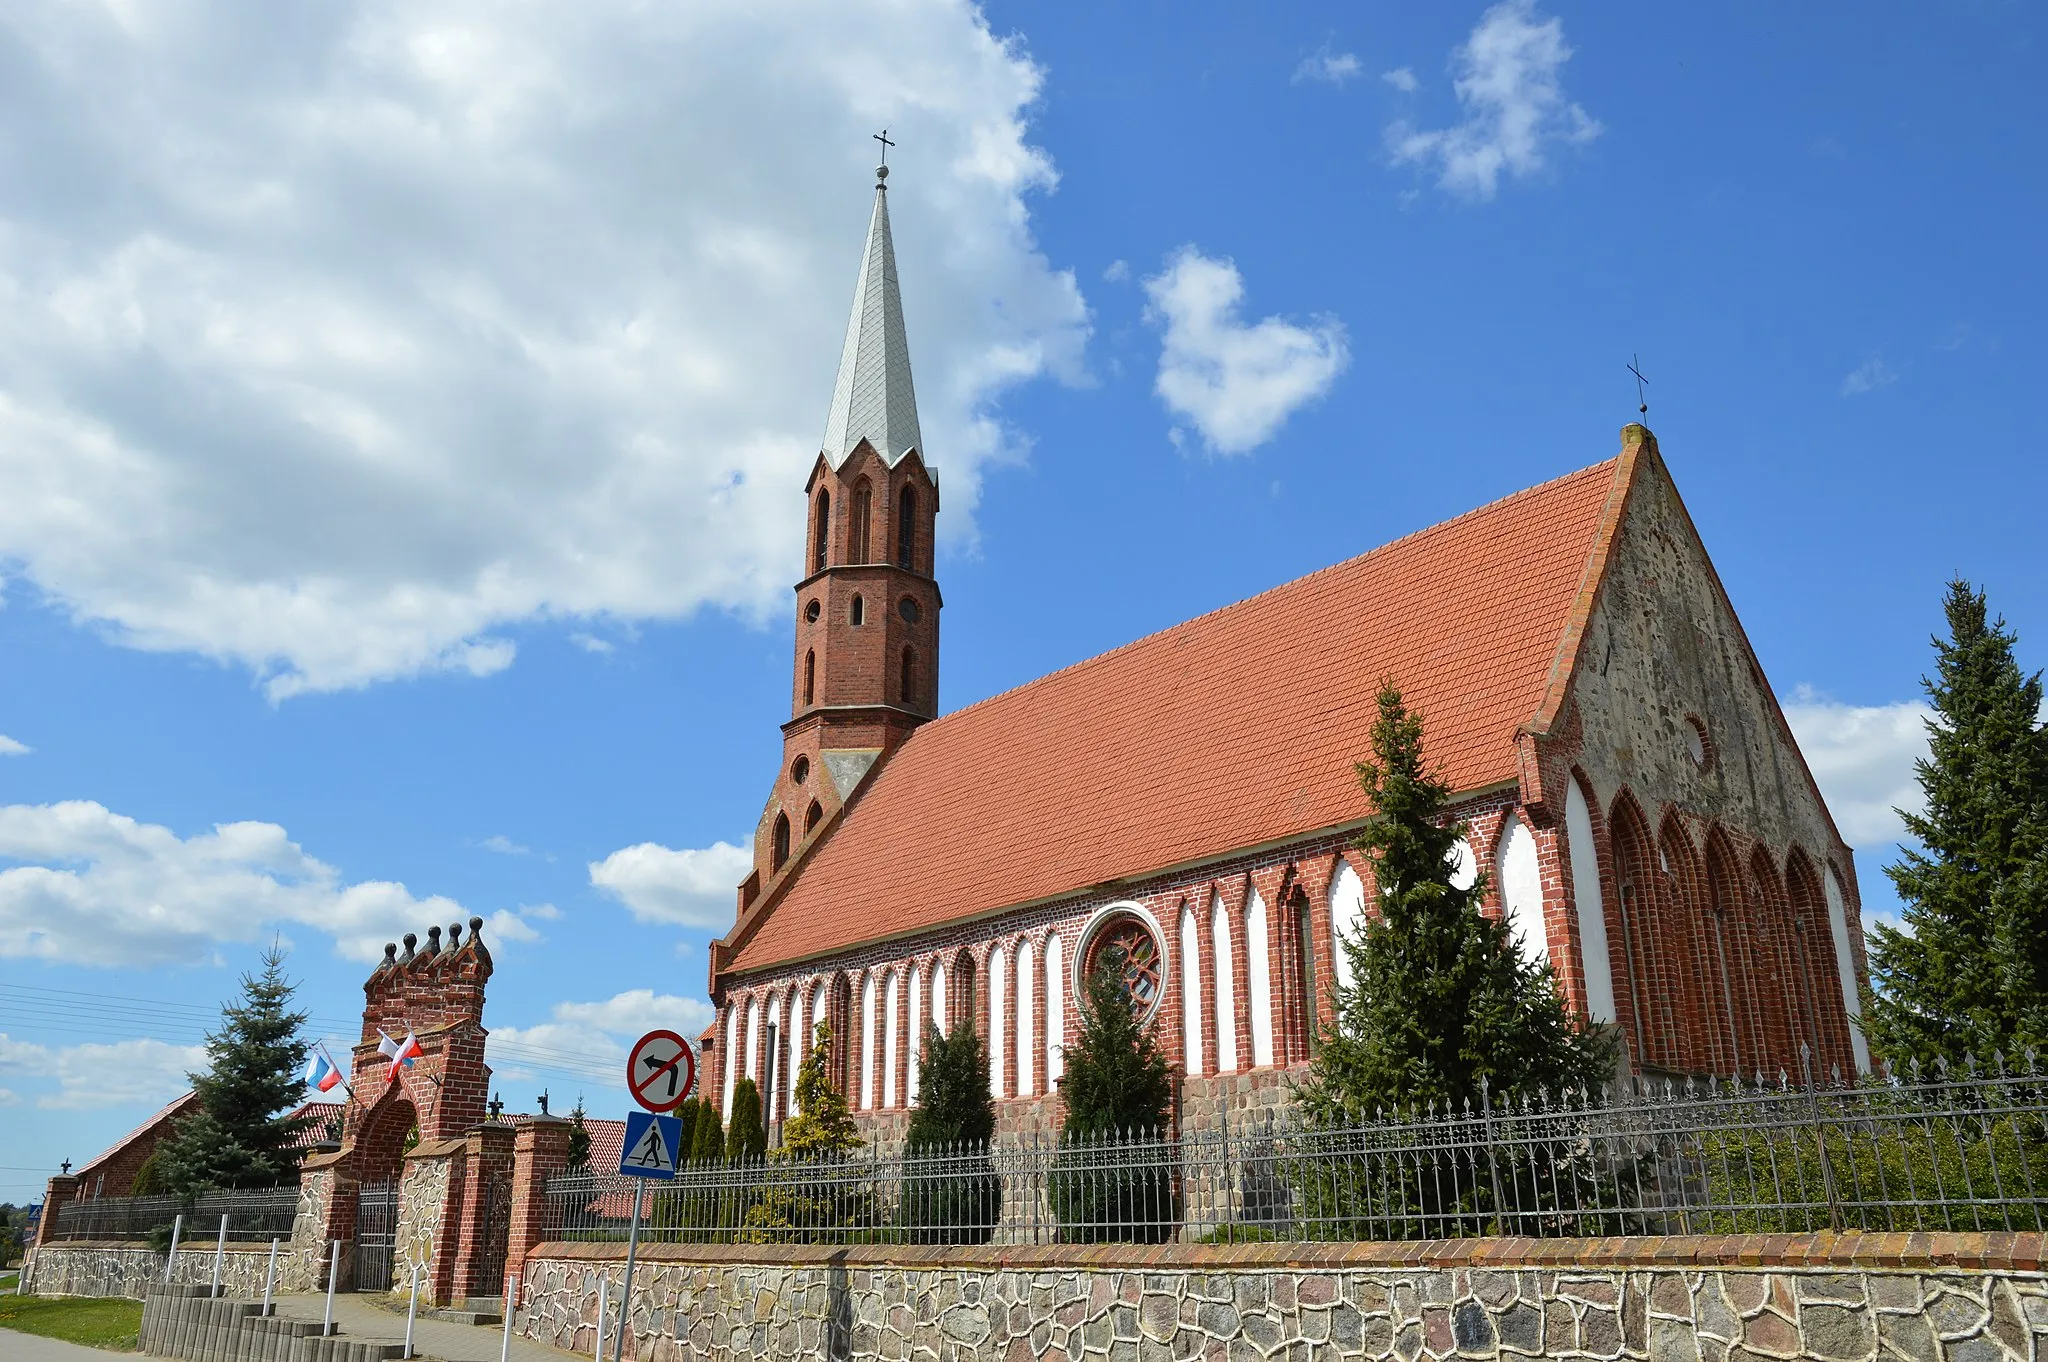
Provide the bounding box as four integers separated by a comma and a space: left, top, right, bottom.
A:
1382, 68, 1420, 93
1841, 357, 1898, 397
492, 989, 717, 1090
569, 633, 616, 656
0, 799, 546, 967
479, 834, 530, 856
1102, 260, 1130, 283
0, 736, 29, 756
1782, 687, 1932, 848
0, 0, 1088, 699
1143, 248, 1348, 456
589, 839, 752, 928
1293, 43, 1363, 86
0, 1031, 205, 1110
1387, 0, 1600, 200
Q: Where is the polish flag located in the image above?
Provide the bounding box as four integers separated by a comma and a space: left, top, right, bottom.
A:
303, 1049, 343, 1093
385, 1031, 424, 1082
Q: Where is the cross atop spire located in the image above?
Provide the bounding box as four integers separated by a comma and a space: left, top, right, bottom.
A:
820, 157, 923, 469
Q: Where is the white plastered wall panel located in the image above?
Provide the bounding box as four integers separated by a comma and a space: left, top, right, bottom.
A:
1565, 779, 1618, 1022
989, 944, 1008, 1099
1496, 813, 1549, 964
1045, 933, 1066, 1085
860, 972, 878, 1111
932, 963, 948, 1037
723, 1006, 740, 1118
883, 972, 901, 1108
907, 967, 925, 1102
1016, 940, 1036, 1097
1247, 889, 1274, 1068
1180, 904, 1204, 1074
1328, 861, 1365, 994
1825, 866, 1873, 1073
1211, 893, 1238, 1073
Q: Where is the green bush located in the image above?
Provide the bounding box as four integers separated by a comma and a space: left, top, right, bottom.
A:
1048, 970, 1178, 1243
898, 1022, 1000, 1244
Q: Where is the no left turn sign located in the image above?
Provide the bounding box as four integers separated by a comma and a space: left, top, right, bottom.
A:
626, 1029, 695, 1113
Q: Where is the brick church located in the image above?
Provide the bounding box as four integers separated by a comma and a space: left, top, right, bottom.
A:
701, 164, 1871, 1145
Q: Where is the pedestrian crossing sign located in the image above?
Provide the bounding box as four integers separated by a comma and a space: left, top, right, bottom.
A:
618, 1109, 683, 1180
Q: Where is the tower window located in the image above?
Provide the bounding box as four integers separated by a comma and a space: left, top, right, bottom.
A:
772, 812, 791, 870
850, 595, 865, 626
850, 477, 873, 562
804, 599, 821, 623
802, 650, 815, 706
812, 491, 830, 573
805, 800, 824, 832
900, 646, 916, 707
897, 486, 917, 570
791, 754, 810, 785
898, 596, 919, 624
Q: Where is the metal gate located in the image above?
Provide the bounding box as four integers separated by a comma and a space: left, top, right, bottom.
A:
471, 1177, 512, 1300
354, 1180, 399, 1293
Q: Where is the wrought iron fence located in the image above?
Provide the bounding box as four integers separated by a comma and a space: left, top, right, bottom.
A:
540, 1054, 2048, 1246
49, 1187, 301, 1243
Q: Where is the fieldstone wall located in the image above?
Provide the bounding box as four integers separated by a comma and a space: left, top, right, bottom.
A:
516, 1233, 2047, 1362
278, 1165, 343, 1294
393, 1147, 454, 1294
23, 1241, 286, 1300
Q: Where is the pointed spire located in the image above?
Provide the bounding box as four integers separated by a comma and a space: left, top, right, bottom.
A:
820, 163, 923, 469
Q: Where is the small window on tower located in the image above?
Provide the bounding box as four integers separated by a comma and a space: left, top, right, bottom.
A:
802, 650, 815, 706
772, 812, 791, 870
804, 599, 821, 623
850, 595, 865, 626
812, 491, 830, 574
791, 755, 810, 785
805, 801, 823, 832
900, 646, 916, 707
850, 477, 873, 562
898, 596, 919, 624
897, 486, 918, 570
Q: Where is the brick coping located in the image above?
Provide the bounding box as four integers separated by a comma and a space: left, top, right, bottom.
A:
525, 1231, 2044, 1274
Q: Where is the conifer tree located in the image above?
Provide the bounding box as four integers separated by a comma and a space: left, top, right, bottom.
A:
689, 1095, 725, 1164
1298, 683, 1612, 1126
900, 1021, 997, 1243
725, 1078, 767, 1162
780, 1023, 862, 1159
1868, 580, 2048, 1065
154, 946, 314, 1194
1048, 968, 1176, 1242
565, 1099, 592, 1171
672, 1097, 702, 1163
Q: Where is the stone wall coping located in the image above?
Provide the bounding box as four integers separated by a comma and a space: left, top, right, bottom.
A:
405, 1136, 467, 1159
34, 1240, 276, 1252
526, 1229, 2045, 1274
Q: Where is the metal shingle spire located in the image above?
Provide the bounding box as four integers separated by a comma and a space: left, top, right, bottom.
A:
820, 145, 923, 469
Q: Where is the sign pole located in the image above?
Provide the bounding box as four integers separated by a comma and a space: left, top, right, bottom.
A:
262, 1238, 279, 1314
211, 1214, 227, 1293
163, 1214, 183, 1283
611, 1181, 644, 1362
500, 1271, 519, 1362
323, 1238, 341, 1334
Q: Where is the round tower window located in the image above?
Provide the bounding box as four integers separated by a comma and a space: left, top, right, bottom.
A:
898, 597, 920, 624
791, 755, 810, 785
804, 599, 821, 623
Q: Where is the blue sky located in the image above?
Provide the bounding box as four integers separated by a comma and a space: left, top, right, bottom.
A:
3, 1, 2043, 1196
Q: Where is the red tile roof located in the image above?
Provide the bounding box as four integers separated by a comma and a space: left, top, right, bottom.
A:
724, 452, 1631, 977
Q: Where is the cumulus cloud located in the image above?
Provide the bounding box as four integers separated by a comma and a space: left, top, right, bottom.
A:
0, 736, 29, 756
1782, 687, 1932, 848
0, 800, 546, 967
1841, 358, 1898, 397
1382, 68, 1420, 93
1293, 43, 1363, 86
478, 834, 531, 856
492, 989, 717, 1090
0, 0, 1088, 698
589, 840, 752, 928
1388, 0, 1600, 200
0, 1031, 205, 1110
1143, 248, 1348, 456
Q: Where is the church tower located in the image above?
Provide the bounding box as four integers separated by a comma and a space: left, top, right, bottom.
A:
748, 160, 940, 895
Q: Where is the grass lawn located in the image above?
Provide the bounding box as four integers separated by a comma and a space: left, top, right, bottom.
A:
0, 1293, 144, 1350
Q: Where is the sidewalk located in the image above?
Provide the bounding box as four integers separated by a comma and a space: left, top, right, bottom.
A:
265, 1294, 579, 1362
0, 1329, 135, 1362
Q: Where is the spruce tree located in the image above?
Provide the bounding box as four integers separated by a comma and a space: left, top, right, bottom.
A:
672, 1098, 702, 1164
900, 1022, 998, 1243
725, 1078, 767, 1162
154, 945, 313, 1194
1297, 683, 1612, 1126
741, 1022, 871, 1239
689, 1095, 725, 1164
780, 1022, 862, 1159
1868, 580, 2048, 1065
565, 1099, 592, 1171
1048, 968, 1176, 1242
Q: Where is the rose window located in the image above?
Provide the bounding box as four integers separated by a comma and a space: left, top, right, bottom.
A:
1084, 914, 1163, 1018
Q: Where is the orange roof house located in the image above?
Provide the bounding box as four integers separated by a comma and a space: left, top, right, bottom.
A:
701, 167, 1869, 1148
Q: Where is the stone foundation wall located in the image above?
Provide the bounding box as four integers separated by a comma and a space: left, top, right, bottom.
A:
516, 1233, 2046, 1362
24, 1241, 288, 1301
